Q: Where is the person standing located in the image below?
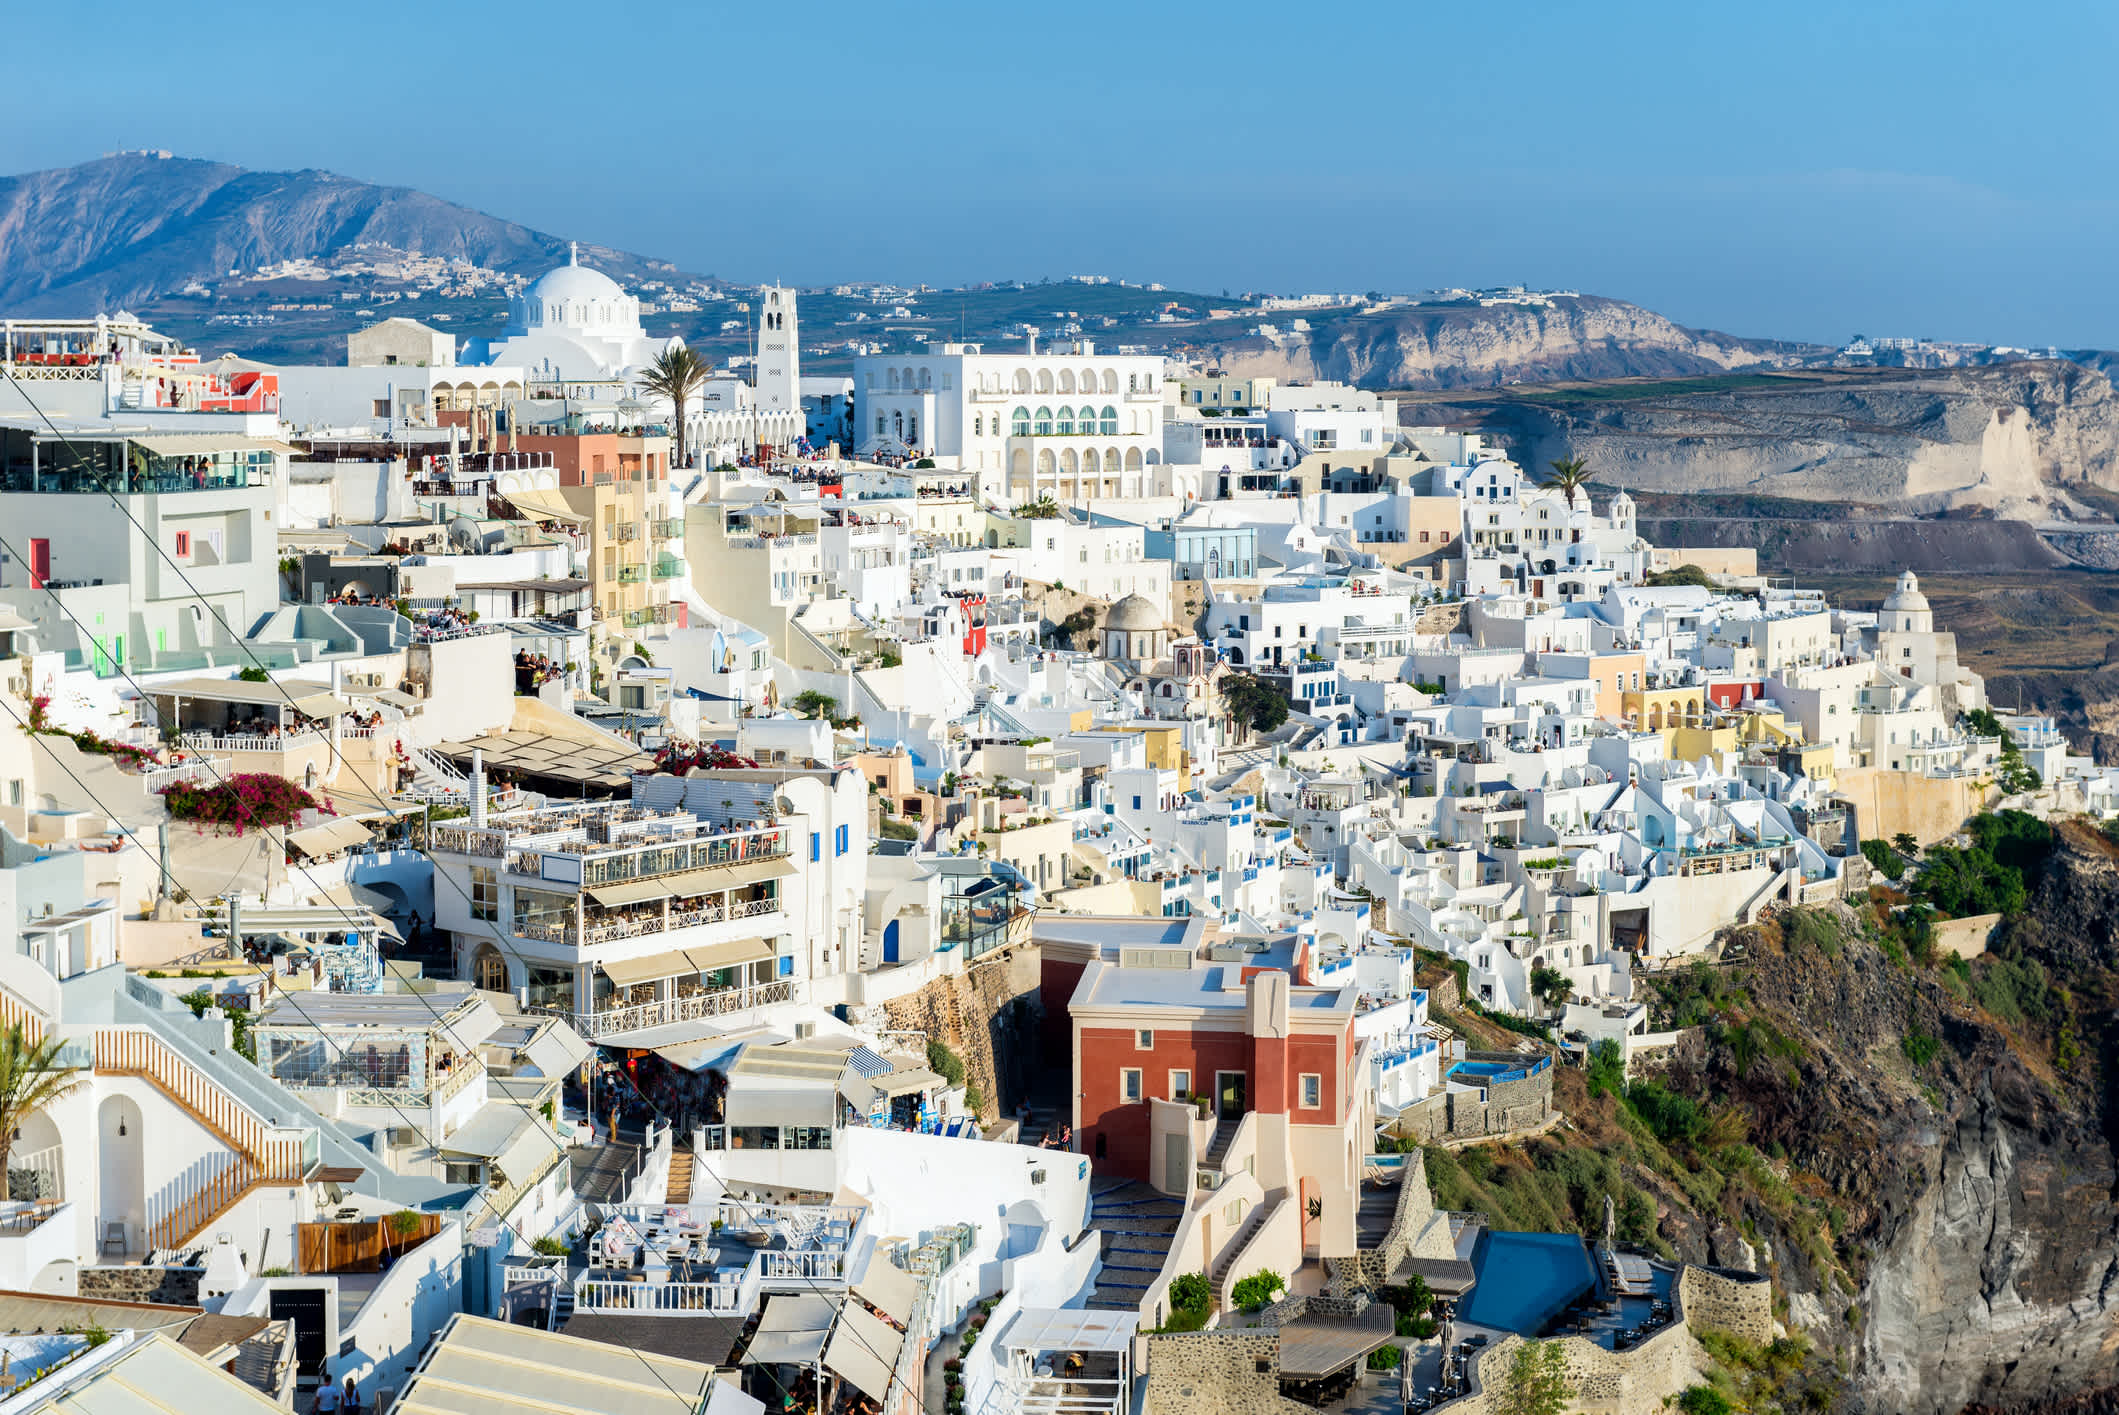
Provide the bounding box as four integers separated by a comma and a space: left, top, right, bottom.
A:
342, 1374, 362, 1415
313, 1375, 341, 1415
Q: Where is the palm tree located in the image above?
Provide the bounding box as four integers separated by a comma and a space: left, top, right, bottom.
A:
0, 1024, 82, 1201
1541, 456, 1591, 510
637, 345, 712, 471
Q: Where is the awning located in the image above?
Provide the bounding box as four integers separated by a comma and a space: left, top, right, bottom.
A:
748, 1295, 836, 1366
852, 1258, 920, 1327
522, 1023, 592, 1079
724, 1080, 836, 1131
824, 1301, 904, 1404
147, 675, 351, 716
601, 940, 774, 988
716, 857, 798, 887
586, 878, 675, 908
123, 433, 301, 456
503, 489, 589, 525
871, 1067, 945, 1099
286, 818, 373, 858
440, 1103, 531, 1159
492, 1117, 564, 1187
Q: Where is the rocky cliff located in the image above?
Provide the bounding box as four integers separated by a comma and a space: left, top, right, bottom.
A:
1203, 295, 1824, 390
1406, 363, 2119, 519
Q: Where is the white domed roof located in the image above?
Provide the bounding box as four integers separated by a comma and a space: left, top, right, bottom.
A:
527, 258, 625, 306
1882, 569, 1929, 615
1105, 594, 1165, 632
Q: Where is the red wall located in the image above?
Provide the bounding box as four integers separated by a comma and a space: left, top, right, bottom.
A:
1077, 1025, 1253, 1181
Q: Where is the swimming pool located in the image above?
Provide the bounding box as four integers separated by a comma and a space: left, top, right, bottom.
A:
1447, 1057, 1553, 1085
1458, 1230, 1597, 1335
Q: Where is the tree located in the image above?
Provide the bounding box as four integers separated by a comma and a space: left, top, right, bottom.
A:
1497, 1339, 1573, 1415
637, 344, 712, 471
1168, 1272, 1211, 1315
792, 690, 839, 722
1584, 1038, 1625, 1098
1529, 965, 1572, 1011
0, 1024, 83, 1200
1540, 456, 1591, 510
1891, 832, 1920, 860
1220, 673, 1290, 736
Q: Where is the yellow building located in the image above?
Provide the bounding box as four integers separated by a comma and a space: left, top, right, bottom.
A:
1622, 686, 1708, 735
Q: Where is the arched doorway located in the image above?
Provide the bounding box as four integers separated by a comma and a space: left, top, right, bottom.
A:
97, 1096, 144, 1257
471, 942, 507, 993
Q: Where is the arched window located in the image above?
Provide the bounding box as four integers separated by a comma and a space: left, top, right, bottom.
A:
1099, 406, 1118, 435
974, 414, 984, 437
1014, 368, 1032, 393
888, 368, 901, 389
1058, 369, 1076, 394
1056, 406, 1074, 436
1034, 407, 1053, 436
918, 368, 932, 389
1035, 369, 1053, 394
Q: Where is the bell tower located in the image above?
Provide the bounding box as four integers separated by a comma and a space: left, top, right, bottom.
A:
756, 286, 800, 415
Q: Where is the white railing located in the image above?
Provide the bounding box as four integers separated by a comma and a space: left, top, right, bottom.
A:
8, 1144, 63, 1201
563, 977, 796, 1040
132, 757, 232, 792
178, 730, 326, 753
570, 1277, 742, 1314
758, 1247, 849, 1288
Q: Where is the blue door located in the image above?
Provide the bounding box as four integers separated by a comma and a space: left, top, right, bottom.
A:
882, 920, 899, 964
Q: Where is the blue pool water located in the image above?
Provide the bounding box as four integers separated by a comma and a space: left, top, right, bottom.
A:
1447, 1056, 1553, 1085
1458, 1231, 1598, 1335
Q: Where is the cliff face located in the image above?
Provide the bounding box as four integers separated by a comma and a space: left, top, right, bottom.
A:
1205, 295, 1823, 390
1409, 363, 2119, 518
1646, 827, 2119, 1413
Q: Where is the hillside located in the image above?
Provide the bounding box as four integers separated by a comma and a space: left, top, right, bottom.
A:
1196, 295, 1830, 390
0, 153, 699, 312
1449, 818, 2119, 1412
1402, 364, 2119, 520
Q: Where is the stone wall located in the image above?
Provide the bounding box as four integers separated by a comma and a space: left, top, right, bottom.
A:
1142, 1330, 1308, 1415
1392, 1056, 1554, 1145
1433, 1324, 1703, 1415
875, 943, 1043, 1123
1678, 1264, 1775, 1345
78, 1265, 202, 1306
1416, 603, 1469, 637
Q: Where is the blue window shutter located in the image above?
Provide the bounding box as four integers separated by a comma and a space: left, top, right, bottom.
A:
778, 955, 794, 978
810, 832, 821, 862
1132, 796, 1141, 810
836, 824, 849, 856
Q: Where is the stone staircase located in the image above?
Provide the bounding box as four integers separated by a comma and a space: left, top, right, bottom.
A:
1210, 1196, 1277, 1287
1202, 1117, 1240, 1169
1083, 1178, 1184, 1313
1356, 1175, 1402, 1249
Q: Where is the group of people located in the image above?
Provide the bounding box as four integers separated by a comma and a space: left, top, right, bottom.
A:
312, 1373, 363, 1414
418, 605, 477, 635
514, 649, 566, 691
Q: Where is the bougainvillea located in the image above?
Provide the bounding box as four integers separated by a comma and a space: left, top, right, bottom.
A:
159, 773, 323, 833
652, 741, 759, 776
24, 694, 160, 770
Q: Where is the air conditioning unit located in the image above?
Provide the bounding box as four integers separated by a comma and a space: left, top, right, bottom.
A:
387, 1126, 418, 1149
793, 1022, 816, 1040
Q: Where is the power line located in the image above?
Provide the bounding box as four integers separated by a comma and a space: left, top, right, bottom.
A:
1, 370, 922, 1408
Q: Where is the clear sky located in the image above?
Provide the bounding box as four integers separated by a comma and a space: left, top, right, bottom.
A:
9, 1, 2119, 348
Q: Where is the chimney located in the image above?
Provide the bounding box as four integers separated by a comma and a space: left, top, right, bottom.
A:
1025, 332, 1038, 356
469, 748, 487, 827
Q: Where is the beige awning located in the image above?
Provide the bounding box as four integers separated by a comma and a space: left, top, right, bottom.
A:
148, 676, 348, 714
285, 818, 372, 858
871, 1067, 946, 1099
585, 878, 675, 908
715, 856, 799, 887
600, 940, 773, 988
825, 1301, 904, 1404
124, 433, 300, 456
853, 1258, 921, 1326
725, 1079, 836, 1131
503, 489, 588, 525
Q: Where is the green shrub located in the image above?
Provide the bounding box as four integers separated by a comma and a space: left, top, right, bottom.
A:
1859, 839, 1905, 881
532, 1235, 569, 1256
1366, 1346, 1402, 1371
1584, 1039, 1625, 1098
1901, 1029, 1939, 1068
1230, 1269, 1285, 1311
1678, 1387, 1734, 1415
927, 1040, 966, 1087
1168, 1273, 1211, 1314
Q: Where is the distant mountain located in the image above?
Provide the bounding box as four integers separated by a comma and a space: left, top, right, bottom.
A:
0, 153, 700, 311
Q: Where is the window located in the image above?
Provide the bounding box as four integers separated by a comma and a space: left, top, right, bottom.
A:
1100, 406, 1118, 435
1056, 406, 1074, 436
1136, 1028, 1154, 1050
1300, 1073, 1322, 1109
1121, 1068, 1143, 1103
810, 832, 822, 862
470, 867, 498, 922
173, 531, 191, 558
5, 780, 18, 808
1012, 407, 1030, 437
974, 414, 983, 436
835, 824, 850, 856
876, 415, 887, 435
1170, 1068, 1191, 1099
1034, 407, 1054, 436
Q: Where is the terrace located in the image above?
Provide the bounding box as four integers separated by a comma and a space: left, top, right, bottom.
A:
563, 1198, 864, 1319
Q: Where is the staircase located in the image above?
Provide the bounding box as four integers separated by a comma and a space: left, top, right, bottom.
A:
402, 741, 467, 799
1202, 1117, 1240, 1169
94, 1028, 311, 1251
548, 1282, 576, 1330
1210, 1195, 1279, 1288
1355, 1176, 1402, 1249
667, 1146, 695, 1204
1083, 1179, 1184, 1313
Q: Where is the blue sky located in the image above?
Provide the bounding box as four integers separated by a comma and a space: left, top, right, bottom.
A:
8, 1, 2119, 347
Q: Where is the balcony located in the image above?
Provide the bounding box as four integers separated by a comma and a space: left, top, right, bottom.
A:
514, 888, 783, 948
615, 563, 648, 584
558, 975, 795, 1041
652, 517, 685, 540
652, 554, 685, 580
611, 524, 641, 543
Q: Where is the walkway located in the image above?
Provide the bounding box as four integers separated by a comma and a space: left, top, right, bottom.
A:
1083, 1178, 1184, 1313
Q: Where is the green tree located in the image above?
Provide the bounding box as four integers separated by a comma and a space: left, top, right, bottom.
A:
1860, 839, 1906, 881
1529, 965, 1572, 1011
792, 690, 839, 722
637, 344, 712, 470
1497, 1339, 1573, 1415
1220, 673, 1290, 735
0, 1024, 83, 1200
1890, 832, 1920, 859
1584, 1039, 1625, 1098
926, 1039, 965, 1087
1540, 457, 1591, 510
1167, 1272, 1211, 1315
1677, 1387, 1734, 1415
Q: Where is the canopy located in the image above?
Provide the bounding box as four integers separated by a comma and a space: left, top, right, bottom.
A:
823, 1301, 903, 1404
724, 1079, 835, 1131
586, 878, 677, 908
503, 489, 589, 524
600, 940, 773, 988
522, 1022, 593, 1080
125, 432, 301, 456
748, 1295, 836, 1366
286, 818, 372, 858
871, 1067, 945, 1099
147, 675, 352, 718
715, 857, 798, 887
852, 1258, 920, 1327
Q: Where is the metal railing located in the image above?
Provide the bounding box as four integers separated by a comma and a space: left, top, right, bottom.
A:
560, 977, 795, 1041
178, 730, 325, 754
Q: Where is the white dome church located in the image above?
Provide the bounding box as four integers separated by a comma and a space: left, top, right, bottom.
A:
468, 243, 678, 381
